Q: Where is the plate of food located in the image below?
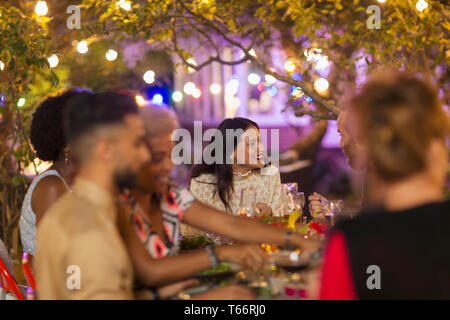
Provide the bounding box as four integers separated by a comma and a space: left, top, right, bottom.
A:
194, 262, 241, 280
180, 235, 214, 251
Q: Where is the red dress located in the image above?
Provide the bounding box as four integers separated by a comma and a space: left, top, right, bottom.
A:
319, 231, 358, 300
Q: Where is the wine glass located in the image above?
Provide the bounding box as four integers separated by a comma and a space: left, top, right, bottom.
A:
281, 183, 299, 220
238, 187, 257, 217
320, 199, 344, 225
296, 192, 305, 211
328, 200, 344, 225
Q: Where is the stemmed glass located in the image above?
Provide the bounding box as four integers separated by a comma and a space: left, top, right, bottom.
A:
238, 187, 257, 218
281, 183, 298, 219
286, 192, 305, 229
321, 199, 344, 226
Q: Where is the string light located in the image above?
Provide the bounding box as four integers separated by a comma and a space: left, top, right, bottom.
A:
77, 41, 88, 54
17, 98, 26, 107
183, 82, 196, 95
172, 91, 183, 102
225, 79, 239, 96
118, 0, 132, 11
377, 0, 386, 3
135, 95, 145, 106
416, 0, 428, 12
314, 78, 329, 93
264, 74, 276, 85
152, 94, 164, 105
0, 61, 4, 71
105, 49, 118, 61
248, 49, 256, 57
47, 54, 59, 68
187, 58, 197, 73
210, 83, 221, 95
247, 73, 261, 85
192, 88, 202, 99
284, 61, 296, 73
35, 1, 48, 16
143, 70, 155, 84
304, 48, 322, 62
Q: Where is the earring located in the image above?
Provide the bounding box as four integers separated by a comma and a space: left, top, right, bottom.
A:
64, 152, 69, 165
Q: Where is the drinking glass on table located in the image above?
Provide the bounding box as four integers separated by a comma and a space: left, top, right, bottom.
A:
328, 200, 344, 225
238, 187, 257, 217
297, 192, 305, 210
321, 199, 344, 225
281, 183, 298, 219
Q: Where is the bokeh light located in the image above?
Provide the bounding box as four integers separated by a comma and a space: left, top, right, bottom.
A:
47, 55, 59, 68
77, 41, 88, 54
105, 49, 118, 61
35, 1, 48, 16
183, 82, 196, 95
172, 91, 183, 102
248, 73, 261, 85
210, 83, 222, 95
143, 70, 155, 84
314, 78, 329, 93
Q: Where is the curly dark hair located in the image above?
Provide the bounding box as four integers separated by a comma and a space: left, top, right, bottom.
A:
30, 89, 91, 162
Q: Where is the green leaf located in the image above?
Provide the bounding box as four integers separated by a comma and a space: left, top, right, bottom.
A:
49, 70, 59, 87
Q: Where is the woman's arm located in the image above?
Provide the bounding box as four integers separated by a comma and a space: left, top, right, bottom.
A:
116, 205, 266, 287
183, 200, 321, 252
31, 176, 68, 226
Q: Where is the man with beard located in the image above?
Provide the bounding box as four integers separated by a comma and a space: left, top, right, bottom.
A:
34, 92, 150, 299
309, 99, 381, 215
35, 92, 263, 299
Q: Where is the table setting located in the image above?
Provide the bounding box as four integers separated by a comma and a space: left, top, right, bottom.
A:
176, 182, 341, 300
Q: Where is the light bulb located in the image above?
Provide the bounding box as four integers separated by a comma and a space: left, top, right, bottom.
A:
35, 1, 48, 16
47, 55, 59, 68
77, 41, 88, 54
105, 49, 118, 61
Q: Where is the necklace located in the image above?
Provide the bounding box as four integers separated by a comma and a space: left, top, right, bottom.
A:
232, 170, 252, 177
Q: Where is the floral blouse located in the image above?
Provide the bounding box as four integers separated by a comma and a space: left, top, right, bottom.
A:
122, 186, 195, 258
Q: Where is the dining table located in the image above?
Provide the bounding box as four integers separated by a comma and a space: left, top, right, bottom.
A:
177, 216, 325, 300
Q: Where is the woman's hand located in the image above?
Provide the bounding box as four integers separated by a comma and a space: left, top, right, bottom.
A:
255, 202, 272, 217
192, 285, 256, 300
215, 244, 267, 270
308, 192, 328, 217
157, 278, 200, 299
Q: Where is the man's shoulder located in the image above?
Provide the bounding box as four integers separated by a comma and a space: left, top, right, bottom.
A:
38, 192, 100, 236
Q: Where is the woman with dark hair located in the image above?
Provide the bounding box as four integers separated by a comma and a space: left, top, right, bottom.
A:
190, 117, 282, 218
319, 71, 450, 299
123, 108, 318, 259
19, 89, 91, 256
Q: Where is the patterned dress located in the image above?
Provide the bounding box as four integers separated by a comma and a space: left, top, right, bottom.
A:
122, 186, 195, 258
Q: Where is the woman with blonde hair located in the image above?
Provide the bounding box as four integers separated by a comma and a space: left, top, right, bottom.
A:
319, 71, 450, 299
